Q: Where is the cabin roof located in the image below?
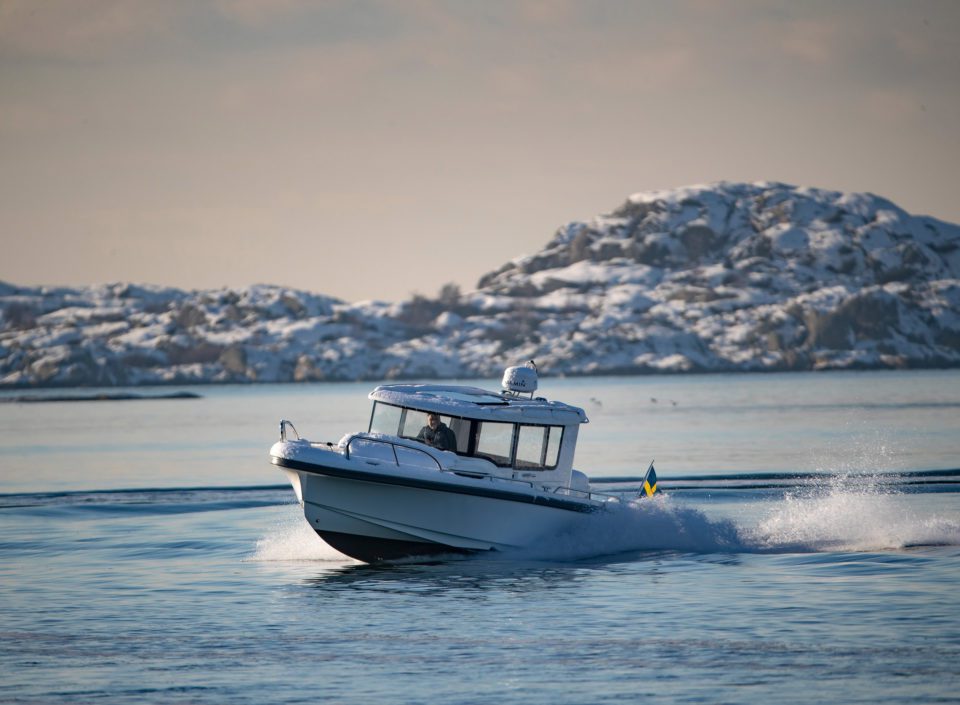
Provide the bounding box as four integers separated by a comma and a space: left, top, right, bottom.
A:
369, 383, 589, 425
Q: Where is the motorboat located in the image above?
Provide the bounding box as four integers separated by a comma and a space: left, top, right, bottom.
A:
270, 363, 657, 563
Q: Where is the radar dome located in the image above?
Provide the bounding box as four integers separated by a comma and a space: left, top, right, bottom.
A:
502, 362, 538, 395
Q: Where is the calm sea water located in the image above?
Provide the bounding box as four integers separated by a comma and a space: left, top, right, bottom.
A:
1, 370, 959, 704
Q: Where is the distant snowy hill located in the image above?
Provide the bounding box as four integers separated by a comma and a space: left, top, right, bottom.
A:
3, 182, 960, 387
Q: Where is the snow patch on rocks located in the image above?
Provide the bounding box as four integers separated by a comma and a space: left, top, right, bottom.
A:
3, 182, 959, 387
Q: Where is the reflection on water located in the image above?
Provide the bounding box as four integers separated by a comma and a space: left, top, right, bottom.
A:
302, 559, 592, 597
299, 548, 750, 598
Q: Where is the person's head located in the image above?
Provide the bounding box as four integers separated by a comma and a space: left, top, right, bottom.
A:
426, 413, 440, 429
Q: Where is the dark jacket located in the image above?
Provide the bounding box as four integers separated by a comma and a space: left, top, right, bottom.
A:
416, 423, 457, 451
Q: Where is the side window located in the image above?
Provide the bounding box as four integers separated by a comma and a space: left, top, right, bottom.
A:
515, 425, 564, 470
544, 426, 562, 467
515, 425, 546, 468
475, 421, 514, 466
369, 403, 402, 435
446, 417, 469, 453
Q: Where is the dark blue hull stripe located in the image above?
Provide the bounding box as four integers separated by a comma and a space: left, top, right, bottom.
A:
272, 456, 597, 514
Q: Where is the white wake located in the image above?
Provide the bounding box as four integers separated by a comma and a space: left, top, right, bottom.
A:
251, 505, 353, 562
511, 478, 960, 561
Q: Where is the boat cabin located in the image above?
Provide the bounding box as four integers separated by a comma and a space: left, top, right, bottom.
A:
365, 368, 588, 488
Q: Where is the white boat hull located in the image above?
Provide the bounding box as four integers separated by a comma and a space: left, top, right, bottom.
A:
268, 366, 648, 563
272, 449, 601, 562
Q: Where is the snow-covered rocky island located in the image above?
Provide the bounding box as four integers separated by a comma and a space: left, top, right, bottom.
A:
3, 182, 960, 388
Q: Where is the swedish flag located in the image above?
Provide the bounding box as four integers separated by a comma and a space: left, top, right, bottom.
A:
641, 462, 659, 498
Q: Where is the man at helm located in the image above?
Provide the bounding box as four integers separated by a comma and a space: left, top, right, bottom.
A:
416, 412, 457, 451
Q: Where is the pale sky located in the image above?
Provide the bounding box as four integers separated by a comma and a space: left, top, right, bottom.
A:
2, 0, 958, 303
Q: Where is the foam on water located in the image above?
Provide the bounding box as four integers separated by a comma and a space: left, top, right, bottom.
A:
251, 505, 355, 563
502, 498, 744, 562
509, 475, 960, 562
744, 433, 960, 551
747, 475, 960, 552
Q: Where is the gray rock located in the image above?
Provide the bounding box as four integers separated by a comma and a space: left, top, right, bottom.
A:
2, 182, 959, 387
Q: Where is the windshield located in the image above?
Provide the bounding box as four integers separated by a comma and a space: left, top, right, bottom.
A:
369, 402, 402, 436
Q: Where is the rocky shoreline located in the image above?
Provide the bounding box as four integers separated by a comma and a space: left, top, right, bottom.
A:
3, 182, 959, 388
